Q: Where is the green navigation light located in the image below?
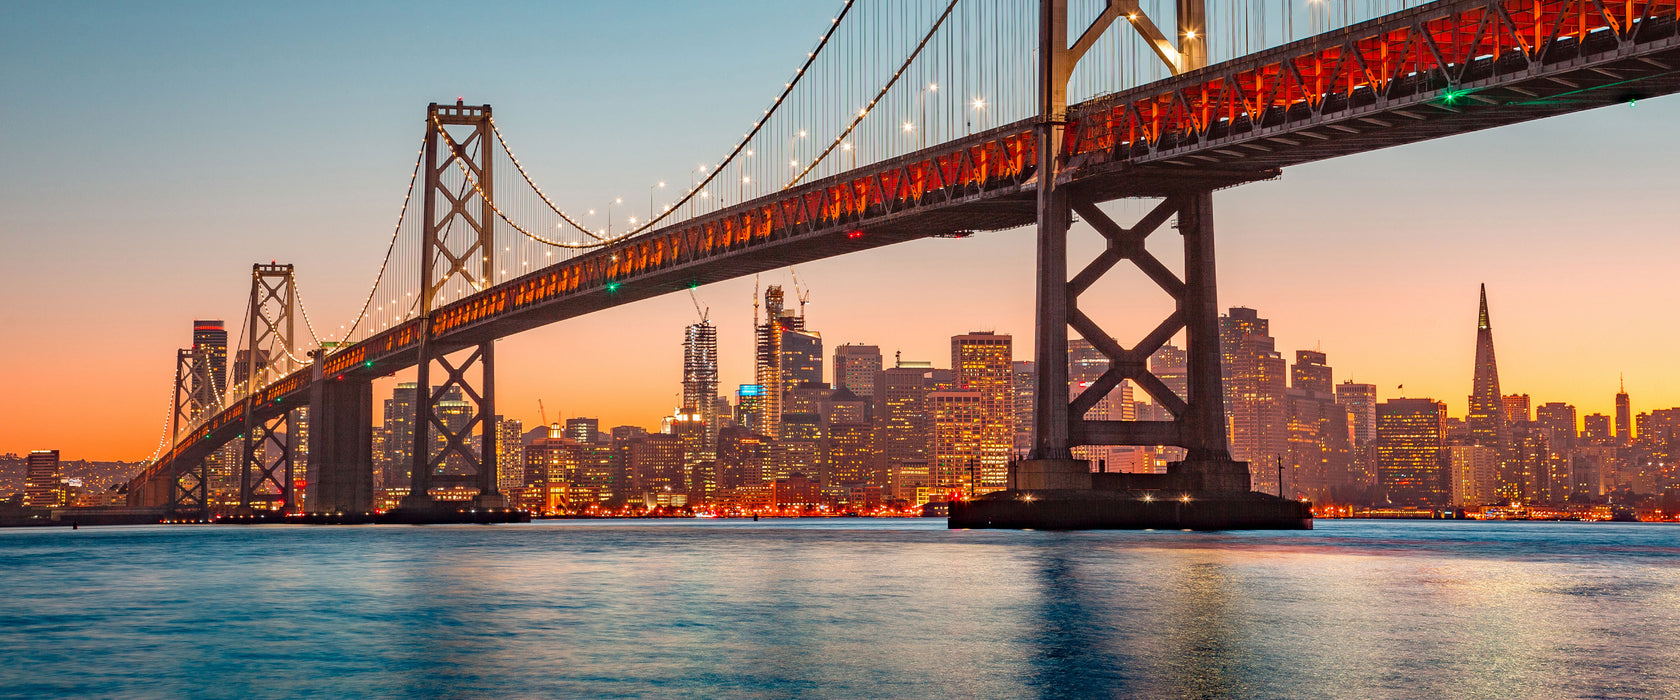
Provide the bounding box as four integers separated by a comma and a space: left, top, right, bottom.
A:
605, 281, 621, 293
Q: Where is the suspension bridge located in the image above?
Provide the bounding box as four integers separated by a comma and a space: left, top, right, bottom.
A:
123, 0, 1680, 525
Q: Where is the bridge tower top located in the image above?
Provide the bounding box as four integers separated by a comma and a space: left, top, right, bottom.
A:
421, 101, 494, 315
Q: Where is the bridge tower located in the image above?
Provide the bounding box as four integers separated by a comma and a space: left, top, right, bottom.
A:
403, 100, 503, 512
1020, 0, 1249, 492
238, 262, 301, 513
167, 348, 210, 518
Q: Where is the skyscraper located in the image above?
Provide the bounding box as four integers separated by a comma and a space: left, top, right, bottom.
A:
735, 385, 765, 435
682, 320, 719, 460
875, 364, 936, 478
1068, 338, 1136, 472
716, 426, 770, 490
754, 286, 790, 439
1536, 403, 1578, 445
564, 417, 600, 444
953, 332, 1013, 492
382, 382, 418, 489
1447, 445, 1500, 507
190, 320, 228, 414
1376, 398, 1447, 507
754, 285, 820, 439
1149, 344, 1188, 403
931, 390, 985, 497
1221, 307, 1288, 492
1286, 351, 1353, 501
24, 450, 61, 508
1502, 394, 1532, 424
1616, 377, 1633, 446
1291, 350, 1332, 395
1467, 285, 1507, 450
1336, 381, 1378, 445
1583, 413, 1613, 445
1011, 360, 1036, 456
496, 417, 524, 495
833, 345, 882, 400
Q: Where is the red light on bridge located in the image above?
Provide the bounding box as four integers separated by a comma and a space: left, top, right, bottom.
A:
846, 230, 865, 240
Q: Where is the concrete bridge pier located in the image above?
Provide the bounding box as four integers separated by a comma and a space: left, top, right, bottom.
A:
307, 352, 375, 515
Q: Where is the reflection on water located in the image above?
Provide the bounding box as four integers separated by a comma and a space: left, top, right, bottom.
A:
1, 520, 1675, 699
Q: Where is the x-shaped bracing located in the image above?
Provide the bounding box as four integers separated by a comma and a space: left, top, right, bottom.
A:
171, 457, 208, 516
425, 346, 487, 482
242, 412, 292, 509
426, 127, 490, 306
1065, 194, 1195, 447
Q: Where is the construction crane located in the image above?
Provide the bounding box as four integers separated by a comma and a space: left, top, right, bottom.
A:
790, 268, 811, 318
689, 287, 709, 324
538, 399, 549, 428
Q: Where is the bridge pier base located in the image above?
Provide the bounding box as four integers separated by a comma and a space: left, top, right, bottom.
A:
395, 339, 505, 520
307, 358, 374, 515
973, 180, 1297, 529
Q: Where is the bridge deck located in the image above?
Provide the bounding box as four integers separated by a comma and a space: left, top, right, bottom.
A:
131, 0, 1680, 504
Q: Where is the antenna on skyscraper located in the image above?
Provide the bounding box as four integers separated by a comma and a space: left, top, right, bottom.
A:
753, 275, 760, 327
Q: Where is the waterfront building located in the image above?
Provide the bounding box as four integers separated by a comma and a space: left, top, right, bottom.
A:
495, 417, 524, 495
772, 473, 822, 509
382, 382, 418, 488
1375, 398, 1447, 507
931, 390, 985, 497
888, 459, 934, 504
523, 425, 578, 514
1284, 351, 1354, 502
1221, 307, 1288, 493
1336, 380, 1379, 489
1012, 360, 1036, 456
875, 364, 936, 480
953, 332, 1013, 492
716, 427, 770, 490
1447, 445, 1500, 506
24, 450, 61, 508
826, 422, 876, 487
779, 383, 830, 481
627, 433, 687, 502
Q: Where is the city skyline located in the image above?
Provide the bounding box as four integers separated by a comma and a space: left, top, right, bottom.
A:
4, 2, 1679, 459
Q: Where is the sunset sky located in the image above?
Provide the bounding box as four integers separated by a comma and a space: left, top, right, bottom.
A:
3, 2, 1676, 460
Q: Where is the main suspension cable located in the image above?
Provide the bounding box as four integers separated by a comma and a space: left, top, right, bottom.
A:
339, 135, 427, 346
790, 0, 963, 188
